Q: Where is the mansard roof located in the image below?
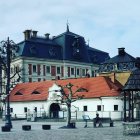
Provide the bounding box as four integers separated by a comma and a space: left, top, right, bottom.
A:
9, 77, 122, 102
104, 53, 136, 64
88, 47, 110, 64
17, 38, 62, 60
103, 48, 136, 64
16, 29, 109, 64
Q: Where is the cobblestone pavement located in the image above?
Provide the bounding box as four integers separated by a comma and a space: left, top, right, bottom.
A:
0, 119, 140, 140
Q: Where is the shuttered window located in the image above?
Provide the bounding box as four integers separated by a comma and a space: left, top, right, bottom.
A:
43, 65, 46, 76
37, 64, 40, 75
61, 66, 64, 77
28, 64, 32, 75
51, 66, 56, 76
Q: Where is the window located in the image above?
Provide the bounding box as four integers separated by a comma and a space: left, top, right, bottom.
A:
97, 105, 101, 111
29, 78, 32, 82
34, 107, 37, 112
77, 88, 88, 92
46, 66, 50, 73
43, 65, 46, 76
57, 67, 61, 74
71, 68, 74, 75
24, 107, 27, 113
92, 70, 97, 77
82, 69, 85, 76
28, 64, 32, 75
38, 78, 41, 82
10, 108, 13, 113
32, 91, 40, 94
68, 67, 70, 77
33, 65, 37, 73
114, 105, 118, 111
37, 64, 40, 75
77, 69, 80, 75
83, 106, 87, 111
15, 92, 23, 95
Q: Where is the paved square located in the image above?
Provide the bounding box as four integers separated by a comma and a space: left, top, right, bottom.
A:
0, 119, 140, 140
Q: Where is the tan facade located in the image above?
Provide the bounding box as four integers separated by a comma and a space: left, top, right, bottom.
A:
100, 71, 131, 86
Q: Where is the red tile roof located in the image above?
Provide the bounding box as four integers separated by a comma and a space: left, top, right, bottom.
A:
9, 76, 122, 102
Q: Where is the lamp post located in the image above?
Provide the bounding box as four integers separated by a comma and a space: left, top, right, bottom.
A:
0, 37, 18, 129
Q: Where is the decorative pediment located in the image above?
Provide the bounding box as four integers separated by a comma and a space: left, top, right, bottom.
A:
48, 83, 62, 101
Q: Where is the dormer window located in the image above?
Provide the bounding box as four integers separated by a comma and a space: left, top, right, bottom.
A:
30, 46, 37, 55
32, 91, 40, 94
15, 92, 23, 95
77, 88, 88, 92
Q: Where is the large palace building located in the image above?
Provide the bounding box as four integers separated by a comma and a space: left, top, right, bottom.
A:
9, 26, 109, 84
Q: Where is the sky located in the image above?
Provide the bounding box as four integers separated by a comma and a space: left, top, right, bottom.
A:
0, 0, 140, 57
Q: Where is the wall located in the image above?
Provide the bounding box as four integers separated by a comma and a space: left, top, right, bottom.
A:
72, 97, 124, 119
9, 97, 124, 120
100, 71, 131, 86
18, 58, 93, 82
10, 101, 47, 118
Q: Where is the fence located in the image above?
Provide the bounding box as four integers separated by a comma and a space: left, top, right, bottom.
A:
1, 110, 140, 121
76, 111, 124, 120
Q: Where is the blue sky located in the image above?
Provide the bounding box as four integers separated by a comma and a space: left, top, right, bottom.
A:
0, 0, 140, 57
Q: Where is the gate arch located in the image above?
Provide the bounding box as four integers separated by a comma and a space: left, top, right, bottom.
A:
49, 103, 60, 118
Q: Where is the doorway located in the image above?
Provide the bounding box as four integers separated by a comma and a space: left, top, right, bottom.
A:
50, 103, 60, 118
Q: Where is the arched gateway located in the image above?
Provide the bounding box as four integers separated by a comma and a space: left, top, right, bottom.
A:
49, 103, 60, 118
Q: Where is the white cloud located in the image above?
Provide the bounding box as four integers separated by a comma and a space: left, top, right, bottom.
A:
0, 0, 140, 57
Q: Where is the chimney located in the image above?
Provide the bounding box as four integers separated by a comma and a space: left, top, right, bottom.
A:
23, 30, 32, 40
32, 31, 38, 38
45, 33, 50, 39
118, 48, 125, 56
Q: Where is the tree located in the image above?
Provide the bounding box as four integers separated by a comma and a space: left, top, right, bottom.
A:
0, 37, 21, 129
58, 82, 84, 128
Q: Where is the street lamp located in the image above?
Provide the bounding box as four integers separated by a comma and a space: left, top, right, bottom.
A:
0, 37, 18, 129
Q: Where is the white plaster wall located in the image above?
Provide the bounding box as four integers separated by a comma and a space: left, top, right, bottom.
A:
101, 97, 123, 111
10, 97, 124, 120
72, 97, 124, 119
10, 101, 47, 118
